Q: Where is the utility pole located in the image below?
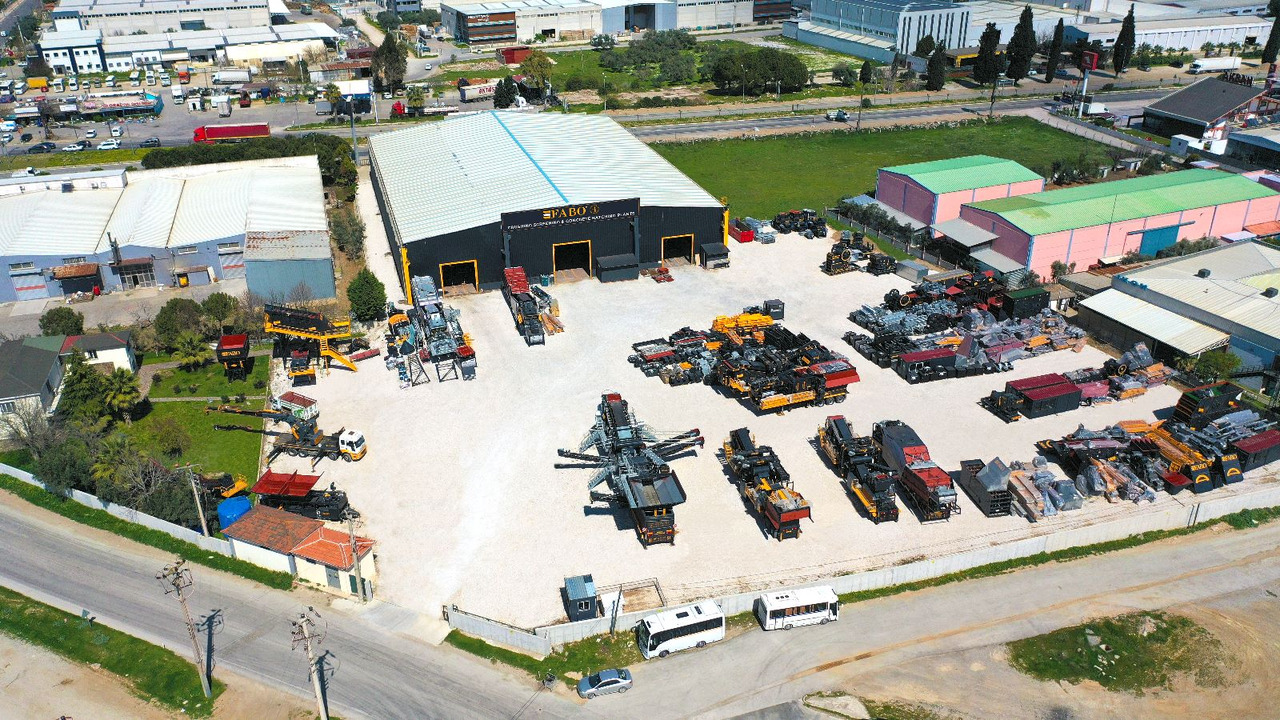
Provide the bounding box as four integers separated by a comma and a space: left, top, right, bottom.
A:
175, 463, 209, 536
344, 509, 367, 603
157, 560, 211, 699
292, 608, 328, 720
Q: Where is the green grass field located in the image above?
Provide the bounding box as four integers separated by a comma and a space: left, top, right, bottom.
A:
445, 628, 642, 689
1007, 612, 1233, 694
0, 448, 33, 472
653, 117, 1111, 219
0, 584, 225, 717
148, 360, 269, 399
128, 401, 262, 480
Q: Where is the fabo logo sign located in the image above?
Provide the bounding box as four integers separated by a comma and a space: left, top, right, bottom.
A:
543, 204, 599, 220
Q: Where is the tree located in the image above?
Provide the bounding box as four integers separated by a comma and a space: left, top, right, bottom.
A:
1193, 350, 1242, 381
1201, 41, 1217, 58
102, 368, 141, 424
1271, 0, 1280, 16
1264, 17, 1280, 65
323, 82, 341, 112
372, 34, 408, 92
171, 331, 214, 370
590, 33, 615, 50
1226, 41, 1241, 56
1006, 5, 1036, 82
1135, 42, 1153, 68
201, 292, 238, 325
91, 433, 141, 498
926, 44, 948, 91
973, 23, 1003, 86
659, 53, 697, 84
58, 351, 107, 423
151, 415, 192, 458
25, 56, 51, 80
1050, 260, 1076, 280
35, 437, 92, 497
39, 306, 84, 336
328, 204, 366, 259
832, 62, 857, 86
1046, 19, 1066, 80
913, 34, 936, 59
493, 76, 518, 109
347, 267, 387, 322
0, 400, 65, 460
1112, 5, 1136, 73
1018, 270, 1044, 289
860, 60, 875, 85
520, 50, 554, 95
154, 298, 205, 349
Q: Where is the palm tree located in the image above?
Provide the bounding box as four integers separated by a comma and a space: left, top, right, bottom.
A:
323, 82, 341, 119
102, 368, 142, 423
92, 433, 138, 490
1153, 45, 1164, 60
1202, 41, 1217, 57
171, 331, 214, 370
1227, 41, 1242, 56
406, 84, 425, 110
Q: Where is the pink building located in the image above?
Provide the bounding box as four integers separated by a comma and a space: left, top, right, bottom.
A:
959, 169, 1280, 278
875, 155, 1045, 232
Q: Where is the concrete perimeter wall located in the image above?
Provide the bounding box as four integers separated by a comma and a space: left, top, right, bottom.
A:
447, 483, 1280, 654
1, 463, 233, 556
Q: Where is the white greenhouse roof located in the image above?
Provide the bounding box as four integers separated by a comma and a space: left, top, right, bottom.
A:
369, 111, 721, 244
1080, 289, 1231, 355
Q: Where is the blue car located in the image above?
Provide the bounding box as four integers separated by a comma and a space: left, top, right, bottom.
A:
577, 668, 633, 699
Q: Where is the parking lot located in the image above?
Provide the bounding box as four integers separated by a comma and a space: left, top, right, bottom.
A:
246, 215, 1272, 628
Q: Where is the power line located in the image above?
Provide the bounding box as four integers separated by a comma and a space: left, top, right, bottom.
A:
156, 559, 212, 699
292, 606, 329, 720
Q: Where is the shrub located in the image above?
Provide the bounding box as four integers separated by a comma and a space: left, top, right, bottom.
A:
253, 379, 267, 390
39, 306, 85, 336
220, 395, 230, 403
172, 383, 183, 395
188, 384, 198, 394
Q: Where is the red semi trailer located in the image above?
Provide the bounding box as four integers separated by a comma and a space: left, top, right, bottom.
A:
193, 123, 270, 144
873, 420, 959, 522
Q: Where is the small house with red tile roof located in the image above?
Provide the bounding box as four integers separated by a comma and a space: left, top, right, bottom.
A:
293, 527, 376, 598
222, 505, 322, 575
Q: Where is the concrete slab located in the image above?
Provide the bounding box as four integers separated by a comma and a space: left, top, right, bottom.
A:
6, 298, 50, 317
267, 228, 1206, 630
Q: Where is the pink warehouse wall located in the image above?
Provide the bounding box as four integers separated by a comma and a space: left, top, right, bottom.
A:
935, 179, 1045, 234
959, 206, 1030, 264
875, 173, 937, 226
1246, 194, 1280, 224
1210, 201, 1250, 237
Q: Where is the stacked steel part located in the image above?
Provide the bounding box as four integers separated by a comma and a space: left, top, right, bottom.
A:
502, 266, 547, 346
867, 254, 898, 276
846, 308, 1084, 384
723, 428, 812, 540
853, 273, 1050, 338
629, 310, 859, 413
999, 456, 1090, 520
740, 217, 776, 243
956, 458, 1014, 517
817, 415, 899, 523
772, 208, 827, 238
984, 346, 1174, 422
555, 393, 704, 547
821, 231, 875, 275
872, 420, 959, 522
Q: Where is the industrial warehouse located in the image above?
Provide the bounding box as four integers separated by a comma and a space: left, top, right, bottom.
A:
0, 157, 334, 302
368, 111, 725, 290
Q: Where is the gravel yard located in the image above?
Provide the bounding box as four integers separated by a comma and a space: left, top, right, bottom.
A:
266, 230, 1240, 629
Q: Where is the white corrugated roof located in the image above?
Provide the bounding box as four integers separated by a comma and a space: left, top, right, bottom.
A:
0, 157, 326, 257
933, 218, 997, 248
1080, 289, 1231, 355
369, 111, 720, 244
1115, 241, 1280, 342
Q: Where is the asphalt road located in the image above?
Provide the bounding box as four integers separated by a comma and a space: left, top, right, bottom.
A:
5, 482, 1280, 720
0, 497, 587, 720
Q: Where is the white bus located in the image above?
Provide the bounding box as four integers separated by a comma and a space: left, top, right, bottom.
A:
755, 586, 839, 631
636, 600, 725, 659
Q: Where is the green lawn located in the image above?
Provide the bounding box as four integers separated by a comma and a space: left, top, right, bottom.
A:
128, 401, 262, 480
445, 628, 643, 689
1007, 612, 1233, 694
148, 360, 269, 399
0, 584, 225, 717
652, 117, 1112, 219
0, 448, 33, 472
0, 148, 150, 172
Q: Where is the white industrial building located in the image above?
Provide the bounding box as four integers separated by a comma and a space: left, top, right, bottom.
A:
1064, 13, 1271, 50
793, 0, 969, 62
442, 0, 757, 43
38, 23, 339, 74
52, 0, 272, 35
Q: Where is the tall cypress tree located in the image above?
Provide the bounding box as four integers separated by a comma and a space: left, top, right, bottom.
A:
926, 44, 948, 91
1264, 16, 1280, 64
1113, 5, 1137, 73
1045, 19, 1065, 80
974, 23, 1003, 86
1006, 5, 1036, 81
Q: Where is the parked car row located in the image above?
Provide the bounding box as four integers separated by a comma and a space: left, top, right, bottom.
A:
25, 137, 160, 153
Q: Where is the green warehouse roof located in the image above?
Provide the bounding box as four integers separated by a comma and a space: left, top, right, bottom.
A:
880, 155, 1042, 194
966, 169, 1278, 237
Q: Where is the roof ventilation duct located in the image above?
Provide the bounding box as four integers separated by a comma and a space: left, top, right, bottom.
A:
1264, 287, 1278, 298
1196, 268, 1211, 278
